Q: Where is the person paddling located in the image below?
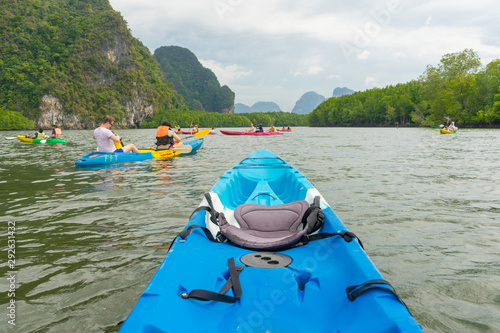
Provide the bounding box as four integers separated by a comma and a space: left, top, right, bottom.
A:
246, 124, 255, 132
266, 124, 277, 132
48, 124, 62, 139
156, 121, 183, 149
27, 128, 45, 139
93, 115, 139, 153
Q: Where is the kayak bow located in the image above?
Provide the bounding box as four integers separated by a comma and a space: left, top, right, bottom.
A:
119, 149, 422, 332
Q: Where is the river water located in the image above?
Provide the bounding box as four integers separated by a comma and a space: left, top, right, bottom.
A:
0, 127, 499, 332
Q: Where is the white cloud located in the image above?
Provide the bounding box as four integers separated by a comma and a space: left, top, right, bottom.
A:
357, 50, 370, 60
365, 77, 377, 87
292, 65, 325, 76
108, 0, 500, 111
199, 60, 252, 85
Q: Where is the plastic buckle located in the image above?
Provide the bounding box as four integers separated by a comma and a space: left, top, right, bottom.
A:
215, 232, 226, 243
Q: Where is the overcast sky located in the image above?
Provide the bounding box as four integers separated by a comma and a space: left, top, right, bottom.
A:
108, 0, 500, 112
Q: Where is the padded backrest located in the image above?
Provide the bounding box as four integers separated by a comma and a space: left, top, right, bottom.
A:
234, 200, 310, 232
218, 200, 317, 250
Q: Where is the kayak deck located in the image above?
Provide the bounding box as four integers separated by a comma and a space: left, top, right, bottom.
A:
119, 149, 422, 332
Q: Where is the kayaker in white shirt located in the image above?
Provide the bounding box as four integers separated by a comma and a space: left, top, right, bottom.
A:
93, 115, 139, 153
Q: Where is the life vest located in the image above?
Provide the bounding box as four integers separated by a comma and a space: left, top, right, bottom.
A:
53, 128, 61, 138
36, 132, 45, 138
156, 126, 174, 146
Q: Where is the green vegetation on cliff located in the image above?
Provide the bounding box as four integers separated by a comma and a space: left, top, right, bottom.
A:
154, 46, 234, 113
310, 49, 500, 127
0, 108, 35, 129
0, 0, 186, 129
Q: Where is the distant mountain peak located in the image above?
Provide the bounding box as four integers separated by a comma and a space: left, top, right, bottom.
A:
235, 101, 281, 113
291, 91, 326, 115
154, 46, 235, 113
333, 87, 355, 97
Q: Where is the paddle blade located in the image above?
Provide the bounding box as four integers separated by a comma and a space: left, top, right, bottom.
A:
172, 145, 193, 154
194, 128, 210, 137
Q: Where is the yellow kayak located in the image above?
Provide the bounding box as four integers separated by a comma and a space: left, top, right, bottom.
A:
440, 129, 456, 134
17, 135, 34, 143
138, 138, 204, 159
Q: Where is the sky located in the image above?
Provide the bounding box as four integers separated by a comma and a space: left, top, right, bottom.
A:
108, 0, 500, 112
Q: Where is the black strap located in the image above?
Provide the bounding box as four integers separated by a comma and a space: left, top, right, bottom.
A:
301, 196, 324, 233
204, 193, 219, 225
179, 225, 226, 243
300, 231, 364, 249
346, 279, 412, 315
179, 258, 243, 303
189, 205, 211, 219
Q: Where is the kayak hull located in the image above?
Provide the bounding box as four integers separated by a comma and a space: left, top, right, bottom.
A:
220, 130, 283, 136
17, 136, 33, 143
17, 135, 67, 143
76, 139, 203, 166
119, 149, 422, 332
440, 129, 456, 134
75, 152, 154, 167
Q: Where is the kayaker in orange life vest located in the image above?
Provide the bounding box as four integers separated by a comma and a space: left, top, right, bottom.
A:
156, 121, 183, 148
48, 124, 62, 138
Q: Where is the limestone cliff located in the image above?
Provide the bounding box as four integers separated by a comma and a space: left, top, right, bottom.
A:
0, 1, 187, 129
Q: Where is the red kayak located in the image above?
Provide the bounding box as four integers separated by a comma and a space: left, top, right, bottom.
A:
220, 130, 283, 136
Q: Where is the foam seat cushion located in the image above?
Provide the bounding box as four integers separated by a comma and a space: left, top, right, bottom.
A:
218, 200, 310, 250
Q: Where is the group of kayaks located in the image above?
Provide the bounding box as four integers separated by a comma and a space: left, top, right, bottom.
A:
75, 129, 208, 167
118, 149, 423, 332
74, 127, 292, 166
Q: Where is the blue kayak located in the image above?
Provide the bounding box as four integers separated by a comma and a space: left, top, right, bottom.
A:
75, 138, 204, 167
119, 149, 422, 332
75, 151, 154, 167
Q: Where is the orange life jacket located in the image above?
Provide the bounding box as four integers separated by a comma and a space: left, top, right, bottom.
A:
54, 128, 61, 138
156, 126, 170, 137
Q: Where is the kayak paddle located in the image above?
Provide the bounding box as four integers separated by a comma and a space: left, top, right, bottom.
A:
181, 128, 210, 140
171, 145, 193, 154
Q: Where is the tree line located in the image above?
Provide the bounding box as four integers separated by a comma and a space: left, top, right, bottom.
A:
141, 110, 308, 128
310, 49, 500, 127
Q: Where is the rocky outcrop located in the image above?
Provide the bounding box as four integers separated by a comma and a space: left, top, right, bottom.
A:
37, 95, 82, 129
36, 94, 154, 129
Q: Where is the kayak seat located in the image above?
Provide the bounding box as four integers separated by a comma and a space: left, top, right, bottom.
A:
181, 194, 364, 251
218, 199, 323, 250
